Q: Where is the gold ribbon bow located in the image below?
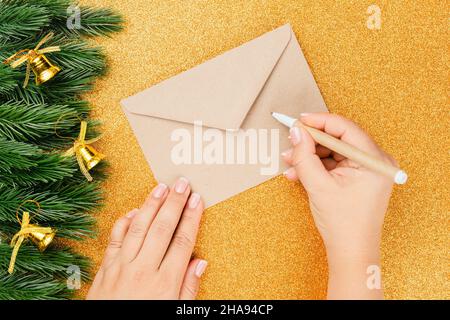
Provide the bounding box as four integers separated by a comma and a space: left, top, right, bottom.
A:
3, 32, 60, 88
8, 203, 54, 274
64, 120, 101, 182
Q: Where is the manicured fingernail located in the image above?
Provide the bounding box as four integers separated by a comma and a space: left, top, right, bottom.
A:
195, 260, 208, 277
281, 149, 292, 159
126, 208, 139, 218
175, 177, 189, 194
300, 113, 310, 117
152, 183, 167, 199
289, 127, 301, 145
283, 168, 296, 181
188, 193, 201, 209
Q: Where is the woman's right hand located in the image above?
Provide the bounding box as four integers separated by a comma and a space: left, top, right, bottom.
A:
282, 113, 397, 299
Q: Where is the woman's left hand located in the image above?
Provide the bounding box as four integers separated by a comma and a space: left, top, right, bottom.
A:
87, 177, 207, 300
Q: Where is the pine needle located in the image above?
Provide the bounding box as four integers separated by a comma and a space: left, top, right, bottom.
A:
0, 140, 75, 188
0, 2, 49, 44
0, 100, 99, 148
0, 242, 91, 282
0, 272, 71, 300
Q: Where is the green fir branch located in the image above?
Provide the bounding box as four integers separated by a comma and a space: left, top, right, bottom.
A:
0, 213, 97, 240
2, 0, 123, 37
0, 100, 100, 148
60, 6, 124, 37
0, 0, 121, 300
0, 64, 17, 96
1, 38, 107, 103
0, 184, 101, 240
0, 139, 75, 188
0, 272, 71, 300
0, 182, 102, 223
2, 0, 71, 13
0, 2, 49, 44
0, 242, 91, 282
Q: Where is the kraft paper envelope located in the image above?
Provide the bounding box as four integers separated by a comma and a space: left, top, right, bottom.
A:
121, 24, 327, 208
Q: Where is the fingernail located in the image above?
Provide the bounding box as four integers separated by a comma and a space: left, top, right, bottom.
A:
283, 168, 296, 181
188, 193, 201, 209
289, 127, 301, 145
152, 183, 167, 199
175, 177, 189, 194
126, 208, 139, 218
300, 113, 310, 117
195, 260, 208, 277
281, 149, 292, 159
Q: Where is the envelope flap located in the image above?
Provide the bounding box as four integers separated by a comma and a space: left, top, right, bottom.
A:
121, 24, 292, 130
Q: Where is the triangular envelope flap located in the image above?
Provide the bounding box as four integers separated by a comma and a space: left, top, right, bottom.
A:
121, 24, 292, 130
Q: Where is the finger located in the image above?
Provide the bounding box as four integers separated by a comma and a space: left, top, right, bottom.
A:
290, 126, 333, 190
179, 259, 207, 300
86, 270, 105, 300
283, 145, 340, 164
101, 210, 137, 269
321, 157, 338, 171
137, 177, 191, 267
299, 113, 384, 158
315, 145, 346, 162
316, 145, 332, 159
331, 152, 346, 162
160, 193, 204, 273
119, 183, 168, 263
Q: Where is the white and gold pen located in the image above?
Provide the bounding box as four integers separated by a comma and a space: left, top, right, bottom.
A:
272, 112, 408, 185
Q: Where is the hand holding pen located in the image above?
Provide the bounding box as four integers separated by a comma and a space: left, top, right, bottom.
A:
280, 112, 397, 299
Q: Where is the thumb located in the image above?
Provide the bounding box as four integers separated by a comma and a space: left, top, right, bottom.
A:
290, 126, 332, 191
179, 259, 207, 300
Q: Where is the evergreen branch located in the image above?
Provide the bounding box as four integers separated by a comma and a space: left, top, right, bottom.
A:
0, 180, 101, 239
2, 0, 123, 38
0, 2, 49, 44
1, 38, 106, 103
0, 0, 121, 300
0, 140, 75, 188
0, 182, 102, 222
43, 160, 108, 187
2, 0, 70, 19
0, 101, 79, 142
0, 272, 71, 300
0, 100, 99, 148
55, 40, 106, 77
1, 83, 47, 105
0, 242, 91, 282
0, 216, 97, 240
3, 78, 96, 104
59, 6, 124, 37
0, 65, 17, 96
0, 137, 38, 171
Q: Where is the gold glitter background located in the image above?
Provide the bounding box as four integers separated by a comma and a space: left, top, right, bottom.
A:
71, 0, 449, 299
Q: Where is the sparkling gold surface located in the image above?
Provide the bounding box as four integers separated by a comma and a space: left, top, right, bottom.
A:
72, 0, 449, 299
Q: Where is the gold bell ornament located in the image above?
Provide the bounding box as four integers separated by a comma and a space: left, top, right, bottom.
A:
64, 120, 104, 181
78, 144, 104, 171
27, 50, 61, 85
28, 224, 56, 252
3, 32, 61, 88
8, 200, 56, 274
